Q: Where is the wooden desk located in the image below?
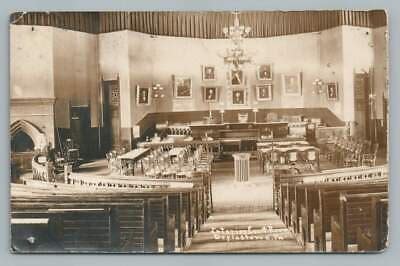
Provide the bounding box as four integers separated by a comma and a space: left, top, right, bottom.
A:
118, 148, 151, 175
189, 122, 289, 140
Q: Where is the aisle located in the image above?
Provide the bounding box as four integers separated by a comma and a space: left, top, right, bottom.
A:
186, 210, 303, 253
211, 159, 274, 212
185, 159, 303, 253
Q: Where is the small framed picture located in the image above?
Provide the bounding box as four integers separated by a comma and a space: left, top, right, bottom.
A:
327, 82, 339, 100
230, 69, 244, 85
257, 64, 272, 80
232, 88, 246, 105
202, 65, 216, 81
282, 73, 302, 96
256, 84, 273, 101
203, 87, 219, 102
136, 86, 151, 105
173, 76, 192, 99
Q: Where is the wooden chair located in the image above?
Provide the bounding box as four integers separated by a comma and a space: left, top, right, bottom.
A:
362, 143, 379, 167
286, 149, 298, 165
303, 148, 320, 171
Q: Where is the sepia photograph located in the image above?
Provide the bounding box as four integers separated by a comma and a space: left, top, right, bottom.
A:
9, 10, 388, 254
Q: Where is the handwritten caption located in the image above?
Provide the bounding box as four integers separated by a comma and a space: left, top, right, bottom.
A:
210, 225, 292, 242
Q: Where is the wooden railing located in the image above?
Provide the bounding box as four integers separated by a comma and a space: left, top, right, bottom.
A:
31, 155, 53, 182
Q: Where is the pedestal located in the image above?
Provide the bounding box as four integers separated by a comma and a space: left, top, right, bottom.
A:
232, 153, 251, 182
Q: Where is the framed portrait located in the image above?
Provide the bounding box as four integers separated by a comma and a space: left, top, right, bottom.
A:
256, 84, 273, 101
203, 86, 219, 102
232, 88, 246, 105
230, 69, 244, 85
326, 82, 339, 100
202, 65, 216, 81
136, 86, 151, 105
257, 64, 273, 80
282, 73, 302, 96
173, 76, 192, 98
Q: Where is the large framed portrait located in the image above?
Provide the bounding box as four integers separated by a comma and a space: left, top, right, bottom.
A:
136, 85, 151, 105
282, 73, 302, 96
230, 69, 244, 85
173, 76, 192, 99
232, 88, 246, 105
256, 84, 273, 101
203, 86, 219, 102
202, 65, 216, 81
257, 64, 272, 80
326, 82, 339, 100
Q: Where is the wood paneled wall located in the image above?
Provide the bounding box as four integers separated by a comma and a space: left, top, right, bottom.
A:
10, 10, 387, 37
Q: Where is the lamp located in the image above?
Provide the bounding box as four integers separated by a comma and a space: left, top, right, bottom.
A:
219, 109, 225, 124
152, 84, 165, 99
223, 11, 252, 70
312, 78, 325, 95
252, 108, 259, 123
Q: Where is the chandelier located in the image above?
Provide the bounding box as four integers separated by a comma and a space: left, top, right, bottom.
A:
223, 11, 252, 70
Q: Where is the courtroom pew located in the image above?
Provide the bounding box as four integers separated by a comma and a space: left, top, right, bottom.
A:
279, 180, 387, 246
313, 182, 388, 251
331, 192, 388, 252
356, 198, 388, 251
10, 185, 207, 253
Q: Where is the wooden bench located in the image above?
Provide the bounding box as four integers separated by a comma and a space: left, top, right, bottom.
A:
11, 184, 208, 253
331, 191, 388, 252
356, 198, 388, 251
313, 182, 388, 251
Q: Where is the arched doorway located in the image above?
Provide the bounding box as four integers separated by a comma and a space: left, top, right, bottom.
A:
10, 120, 47, 180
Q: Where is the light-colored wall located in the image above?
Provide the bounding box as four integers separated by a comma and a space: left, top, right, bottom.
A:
10, 25, 55, 99
342, 26, 374, 124
53, 27, 100, 128
372, 26, 388, 120
125, 29, 336, 126
99, 30, 131, 128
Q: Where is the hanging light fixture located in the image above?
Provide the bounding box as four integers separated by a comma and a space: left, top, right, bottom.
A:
223, 11, 252, 70
152, 84, 165, 99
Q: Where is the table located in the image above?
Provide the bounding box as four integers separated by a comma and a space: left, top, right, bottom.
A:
232, 153, 251, 182
117, 148, 150, 175
259, 145, 320, 173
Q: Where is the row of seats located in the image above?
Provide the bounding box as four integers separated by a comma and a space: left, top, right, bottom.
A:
323, 137, 379, 168
275, 166, 388, 252
11, 176, 212, 253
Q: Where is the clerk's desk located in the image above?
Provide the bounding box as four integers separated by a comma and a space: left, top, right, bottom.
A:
189, 121, 289, 140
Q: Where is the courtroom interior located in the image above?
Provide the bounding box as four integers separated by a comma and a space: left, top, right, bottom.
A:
10, 11, 388, 253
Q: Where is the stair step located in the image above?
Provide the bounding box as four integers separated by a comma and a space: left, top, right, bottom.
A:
185, 210, 303, 253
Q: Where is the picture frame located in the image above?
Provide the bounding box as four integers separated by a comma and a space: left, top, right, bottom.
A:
203, 86, 219, 102
232, 88, 247, 105
256, 84, 273, 101
136, 85, 151, 105
326, 82, 339, 101
257, 64, 273, 80
282, 73, 302, 96
173, 76, 192, 99
202, 65, 216, 81
230, 69, 244, 85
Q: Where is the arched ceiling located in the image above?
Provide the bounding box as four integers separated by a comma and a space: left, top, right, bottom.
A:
10, 10, 387, 38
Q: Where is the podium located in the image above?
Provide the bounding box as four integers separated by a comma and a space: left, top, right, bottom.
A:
232, 153, 251, 182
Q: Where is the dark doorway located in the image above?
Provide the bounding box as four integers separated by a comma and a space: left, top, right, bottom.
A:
354, 72, 371, 140
101, 79, 121, 153
11, 131, 34, 152
70, 106, 91, 159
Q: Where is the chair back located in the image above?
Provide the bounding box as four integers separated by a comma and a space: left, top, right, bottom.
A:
286, 149, 298, 163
